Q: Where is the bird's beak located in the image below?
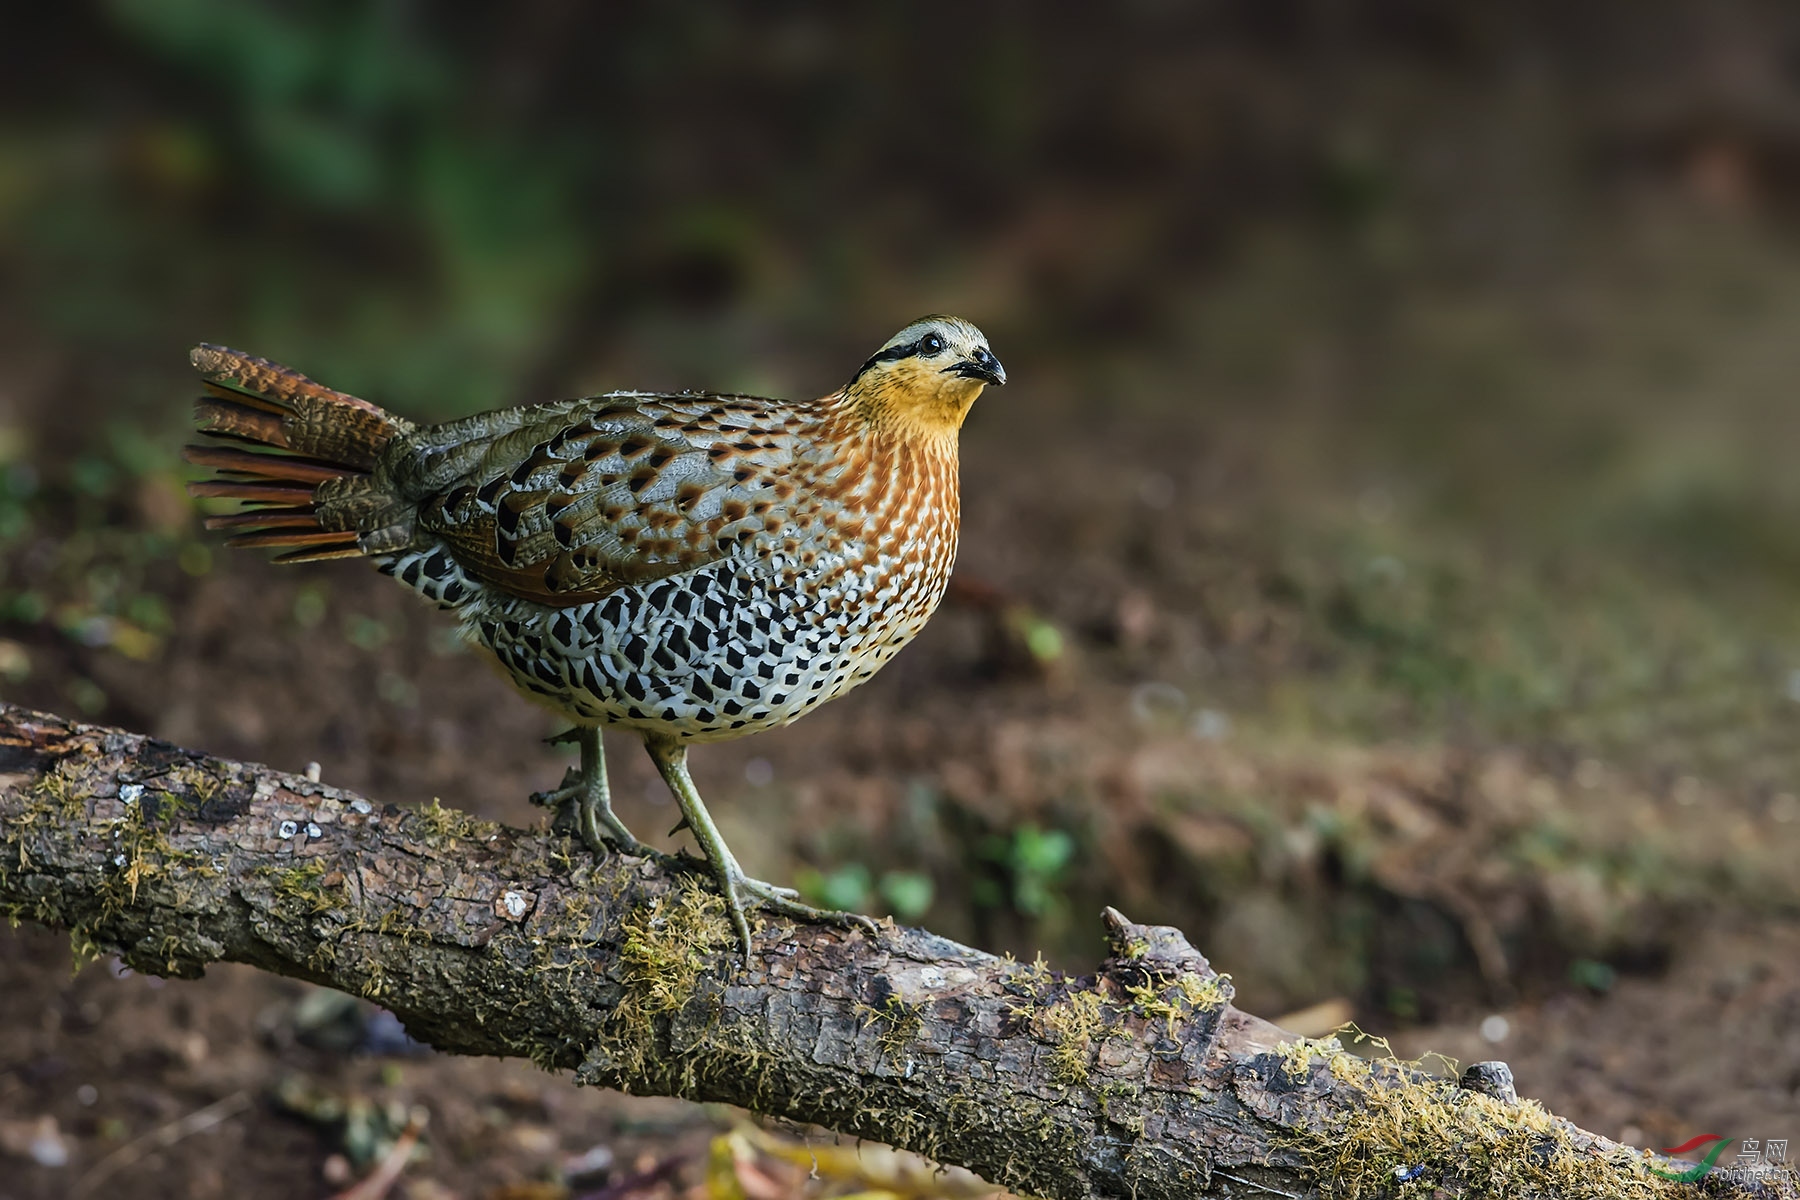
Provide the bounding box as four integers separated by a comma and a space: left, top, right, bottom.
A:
947, 350, 1006, 386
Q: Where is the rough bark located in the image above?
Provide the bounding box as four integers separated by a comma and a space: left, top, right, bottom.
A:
0, 703, 1788, 1200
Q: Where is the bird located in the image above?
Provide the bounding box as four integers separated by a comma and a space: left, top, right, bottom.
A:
183, 317, 1005, 958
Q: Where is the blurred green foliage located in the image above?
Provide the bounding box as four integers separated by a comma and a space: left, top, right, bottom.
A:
16, 0, 590, 417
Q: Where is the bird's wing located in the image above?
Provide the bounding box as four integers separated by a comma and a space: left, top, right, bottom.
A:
395, 393, 800, 605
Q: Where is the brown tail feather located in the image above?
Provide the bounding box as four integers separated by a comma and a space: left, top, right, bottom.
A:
182, 444, 351, 485
185, 344, 416, 565
186, 480, 319, 504
271, 545, 368, 564
194, 393, 292, 448
190, 346, 409, 472
200, 380, 288, 416
202, 508, 319, 531
225, 529, 362, 551
190, 345, 390, 419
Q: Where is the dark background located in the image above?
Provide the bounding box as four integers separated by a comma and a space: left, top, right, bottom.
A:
1, 3, 1798, 1197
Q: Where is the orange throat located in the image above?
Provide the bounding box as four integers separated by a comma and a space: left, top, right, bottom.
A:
844, 359, 986, 447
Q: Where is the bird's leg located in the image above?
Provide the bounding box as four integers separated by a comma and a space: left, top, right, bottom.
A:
530, 727, 645, 856
643, 737, 877, 961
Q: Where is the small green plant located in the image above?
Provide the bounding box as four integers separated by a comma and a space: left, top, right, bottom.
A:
796, 862, 871, 911
975, 824, 1075, 918
877, 870, 933, 920
409, 797, 495, 842
798, 864, 935, 921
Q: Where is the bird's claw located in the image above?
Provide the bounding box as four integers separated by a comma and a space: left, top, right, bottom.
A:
709, 863, 879, 962
532, 778, 647, 857
528, 766, 583, 809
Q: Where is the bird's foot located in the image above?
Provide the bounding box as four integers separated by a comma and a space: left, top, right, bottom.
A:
529, 776, 648, 859
641, 737, 877, 963
708, 859, 880, 963
528, 765, 583, 810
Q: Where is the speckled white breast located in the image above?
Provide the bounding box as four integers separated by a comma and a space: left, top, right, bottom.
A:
376, 517, 954, 742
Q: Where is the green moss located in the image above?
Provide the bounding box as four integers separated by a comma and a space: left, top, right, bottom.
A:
410, 797, 498, 843
155, 932, 186, 975
1282, 1049, 1681, 1198
617, 879, 732, 1016
9, 767, 89, 870
1125, 971, 1232, 1037
307, 938, 339, 972
359, 959, 391, 1000
1174, 972, 1231, 1010
578, 881, 739, 1090
68, 928, 103, 973
1002, 950, 1053, 989
1276, 1035, 1351, 1082
167, 766, 219, 806
1097, 1082, 1146, 1134
559, 888, 595, 928
1116, 933, 1153, 959
30, 767, 89, 819
856, 993, 924, 1060
97, 787, 205, 919
1037, 989, 1111, 1085
261, 859, 349, 914
150, 789, 199, 825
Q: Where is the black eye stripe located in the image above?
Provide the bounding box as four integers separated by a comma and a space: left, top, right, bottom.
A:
851, 329, 953, 381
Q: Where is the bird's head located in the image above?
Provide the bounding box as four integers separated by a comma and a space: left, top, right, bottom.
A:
844, 315, 1004, 441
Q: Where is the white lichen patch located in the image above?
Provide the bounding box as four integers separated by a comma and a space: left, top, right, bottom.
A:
496, 889, 532, 921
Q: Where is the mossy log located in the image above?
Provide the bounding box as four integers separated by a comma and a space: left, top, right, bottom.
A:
0, 703, 1789, 1200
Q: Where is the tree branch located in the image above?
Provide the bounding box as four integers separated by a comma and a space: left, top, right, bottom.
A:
0, 704, 1786, 1199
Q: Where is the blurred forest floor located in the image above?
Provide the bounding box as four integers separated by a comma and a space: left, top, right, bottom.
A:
2, 4, 1799, 1197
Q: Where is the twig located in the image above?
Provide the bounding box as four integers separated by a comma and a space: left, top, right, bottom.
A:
574, 1155, 686, 1200
328, 1108, 428, 1200
1212, 1171, 1301, 1199
70, 1090, 252, 1198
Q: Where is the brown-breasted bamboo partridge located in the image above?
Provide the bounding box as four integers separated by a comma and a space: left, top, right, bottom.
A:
184, 317, 1005, 956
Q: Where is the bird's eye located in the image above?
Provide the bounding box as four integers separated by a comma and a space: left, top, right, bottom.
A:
919, 333, 945, 356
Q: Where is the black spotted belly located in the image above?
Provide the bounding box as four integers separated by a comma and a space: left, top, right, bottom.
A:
471, 561, 880, 741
